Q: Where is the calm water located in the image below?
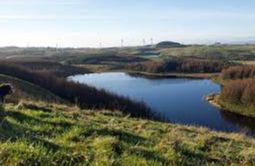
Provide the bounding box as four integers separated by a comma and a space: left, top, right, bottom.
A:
68, 72, 255, 135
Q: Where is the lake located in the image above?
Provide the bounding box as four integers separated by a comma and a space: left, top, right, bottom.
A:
68, 72, 255, 135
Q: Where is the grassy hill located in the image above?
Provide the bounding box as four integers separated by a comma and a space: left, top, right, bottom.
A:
0, 74, 65, 103
0, 101, 254, 165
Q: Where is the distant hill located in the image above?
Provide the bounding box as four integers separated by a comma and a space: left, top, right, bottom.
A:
156, 41, 185, 48
227, 40, 255, 45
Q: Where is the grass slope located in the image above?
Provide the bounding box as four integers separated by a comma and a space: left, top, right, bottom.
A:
0, 74, 65, 103
219, 101, 255, 118
0, 101, 254, 165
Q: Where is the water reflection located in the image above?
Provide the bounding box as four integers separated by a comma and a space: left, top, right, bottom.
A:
220, 111, 255, 135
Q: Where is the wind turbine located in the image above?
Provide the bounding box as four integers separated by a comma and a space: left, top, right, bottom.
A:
150, 38, 154, 45
121, 39, 124, 47
142, 39, 146, 46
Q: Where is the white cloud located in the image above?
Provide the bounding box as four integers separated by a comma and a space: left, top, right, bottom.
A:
0, 14, 119, 20
0, 0, 83, 5
1, 10, 252, 21
132, 10, 255, 20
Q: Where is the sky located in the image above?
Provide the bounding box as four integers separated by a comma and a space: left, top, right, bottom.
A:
0, 0, 255, 47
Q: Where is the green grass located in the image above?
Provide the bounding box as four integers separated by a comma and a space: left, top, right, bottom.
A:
0, 101, 254, 165
0, 74, 65, 103
219, 101, 255, 118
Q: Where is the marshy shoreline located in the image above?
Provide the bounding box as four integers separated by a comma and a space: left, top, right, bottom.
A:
206, 93, 255, 120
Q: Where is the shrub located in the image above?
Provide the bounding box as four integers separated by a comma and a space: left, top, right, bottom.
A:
220, 79, 255, 107
127, 58, 226, 73
221, 65, 255, 80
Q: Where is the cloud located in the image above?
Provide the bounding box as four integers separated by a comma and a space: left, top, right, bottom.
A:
0, 0, 83, 5
1, 10, 251, 21
0, 0, 118, 21
133, 10, 255, 20
0, 14, 119, 20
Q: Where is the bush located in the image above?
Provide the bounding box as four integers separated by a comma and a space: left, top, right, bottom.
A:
127, 58, 226, 73
220, 79, 255, 107
221, 65, 255, 80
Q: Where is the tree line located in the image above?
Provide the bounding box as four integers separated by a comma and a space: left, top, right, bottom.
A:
127, 58, 227, 73
0, 62, 154, 118
221, 65, 255, 80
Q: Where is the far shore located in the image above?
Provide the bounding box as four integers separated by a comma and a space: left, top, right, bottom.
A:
127, 71, 219, 79
73, 64, 220, 79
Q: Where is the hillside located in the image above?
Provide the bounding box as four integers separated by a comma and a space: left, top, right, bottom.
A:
0, 101, 254, 165
0, 74, 65, 103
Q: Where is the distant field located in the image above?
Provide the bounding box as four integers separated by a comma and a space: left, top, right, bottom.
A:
233, 60, 255, 65
1, 45, 254, 78
160, 45, 255, 60
1, 44, 255, 63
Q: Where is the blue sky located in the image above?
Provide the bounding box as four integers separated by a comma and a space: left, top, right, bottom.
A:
0, 0, 255, 47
